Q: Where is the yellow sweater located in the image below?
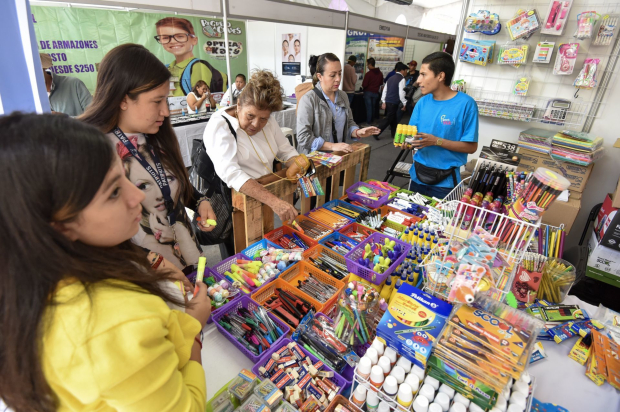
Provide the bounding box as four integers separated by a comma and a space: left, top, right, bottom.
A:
41, 280, 206, 411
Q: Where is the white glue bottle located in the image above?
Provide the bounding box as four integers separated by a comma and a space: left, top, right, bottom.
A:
366, 389, 380, 412
397, 383, 414, 408
352, 385, 367, 408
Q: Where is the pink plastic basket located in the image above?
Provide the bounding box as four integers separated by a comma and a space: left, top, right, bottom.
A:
344, 232, 412, 285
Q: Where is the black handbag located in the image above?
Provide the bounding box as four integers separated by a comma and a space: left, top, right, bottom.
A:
414, 161, 458, 186
188, 117, 237, 245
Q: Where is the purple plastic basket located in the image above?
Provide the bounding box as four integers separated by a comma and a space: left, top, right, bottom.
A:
211, 295, 290, 363
345, 182, 390, 209
251, 338, 349, 394
344, 232, 412, 285
187, 268, 241, 325
210, 253, 277, 294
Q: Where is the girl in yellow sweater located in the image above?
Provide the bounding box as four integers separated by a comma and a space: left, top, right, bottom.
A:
0, 113, 210, 411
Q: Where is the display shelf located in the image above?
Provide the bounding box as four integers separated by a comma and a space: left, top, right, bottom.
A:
469, 88, 593, 126
454, 0, 620, 129
424, 177, 540, 302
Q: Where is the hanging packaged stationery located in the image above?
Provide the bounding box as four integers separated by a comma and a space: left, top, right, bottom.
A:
592, 14, 619, 46
506, 9, 541, 40
514, 77, 531, 96
541, 0, 573, 35
497, 44, 529, 66
574, 11, 600, 40
297, 160, 324, 198
451, 79, 467, 93
553, 43, 579, 75
465, 10, 501, 35
459, 38, 495, 66
574, 58, 600, 90
533, 41, 555, 63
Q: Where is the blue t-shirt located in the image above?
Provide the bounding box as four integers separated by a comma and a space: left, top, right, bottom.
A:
409, 91, 479, 188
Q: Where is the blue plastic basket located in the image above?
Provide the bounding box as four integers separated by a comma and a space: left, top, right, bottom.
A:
251, 338, 349, 394
211, 295, 290, 363
319, 232, 359, 256
322, 199, 369, 220
344, 232, 412, 285
241, 239, 278, 260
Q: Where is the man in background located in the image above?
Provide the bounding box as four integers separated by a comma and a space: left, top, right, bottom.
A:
376, 62, 408, 140
220, 74, 247, 107
40, 53, 92, 117
343, 55, 358, 104
403, 60, 420, 118
361, 57, 383, 126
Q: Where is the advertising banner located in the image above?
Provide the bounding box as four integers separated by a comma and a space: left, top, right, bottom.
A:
32, 6, 247, 95
345, 30, 369, 89
368, 35, 405, 79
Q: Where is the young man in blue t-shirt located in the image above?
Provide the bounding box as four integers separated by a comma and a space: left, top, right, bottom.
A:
407, 52, 479, 199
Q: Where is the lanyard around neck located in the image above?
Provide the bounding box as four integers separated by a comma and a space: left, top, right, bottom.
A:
112, 127, 176, 225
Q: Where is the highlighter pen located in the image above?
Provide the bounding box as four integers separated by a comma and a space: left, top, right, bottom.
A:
194, 256, 207, 295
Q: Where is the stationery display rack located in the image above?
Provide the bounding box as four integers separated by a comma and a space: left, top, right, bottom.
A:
454, 0, 620, 130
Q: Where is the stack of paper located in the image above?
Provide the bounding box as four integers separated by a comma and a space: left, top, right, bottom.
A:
551, 130, 604, 166
306, 151, 343, 168
518, 128, 556, 153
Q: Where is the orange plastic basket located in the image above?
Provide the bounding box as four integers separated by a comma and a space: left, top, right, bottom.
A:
302, 244, 349, 282
279, 261, 345, 310
250, 278, 323, 331
374, 205, 422, 226
284, 215, 333, 240
264, 225, 317, 249
338, 222, 378, 242
325, 395, 359, 412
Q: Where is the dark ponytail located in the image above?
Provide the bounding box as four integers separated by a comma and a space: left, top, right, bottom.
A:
312, 52, 340, 86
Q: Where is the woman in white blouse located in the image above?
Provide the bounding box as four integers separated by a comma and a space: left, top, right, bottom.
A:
203, 70, 299, 222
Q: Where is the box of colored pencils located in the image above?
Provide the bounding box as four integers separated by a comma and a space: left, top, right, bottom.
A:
305, 207, 351, 230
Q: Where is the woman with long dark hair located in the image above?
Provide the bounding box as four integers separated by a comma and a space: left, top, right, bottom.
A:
81, 43, 217, 271
0, 113, 210, 411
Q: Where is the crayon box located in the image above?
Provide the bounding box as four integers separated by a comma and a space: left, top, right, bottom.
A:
376, 284, 453, 368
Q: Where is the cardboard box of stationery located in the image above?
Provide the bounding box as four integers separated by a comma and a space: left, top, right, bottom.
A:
541, 195, 581, 233
516, 148, 593, 193
587, 231, 620, 288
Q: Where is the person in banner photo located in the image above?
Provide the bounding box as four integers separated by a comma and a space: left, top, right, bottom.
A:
294, 39, 301, 62
282, 40, 290, 61
155, 17, 227, 95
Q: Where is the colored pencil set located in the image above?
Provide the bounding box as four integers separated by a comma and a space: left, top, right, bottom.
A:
507, 167, 571, 224
534, 224, 566, 258
306, 208, 350, 229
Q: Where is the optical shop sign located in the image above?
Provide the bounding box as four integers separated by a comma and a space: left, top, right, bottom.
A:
32, 6, 247, 93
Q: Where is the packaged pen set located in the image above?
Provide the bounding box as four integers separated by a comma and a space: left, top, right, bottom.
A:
292, 312, 359, 373
428, 293, 543, 411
